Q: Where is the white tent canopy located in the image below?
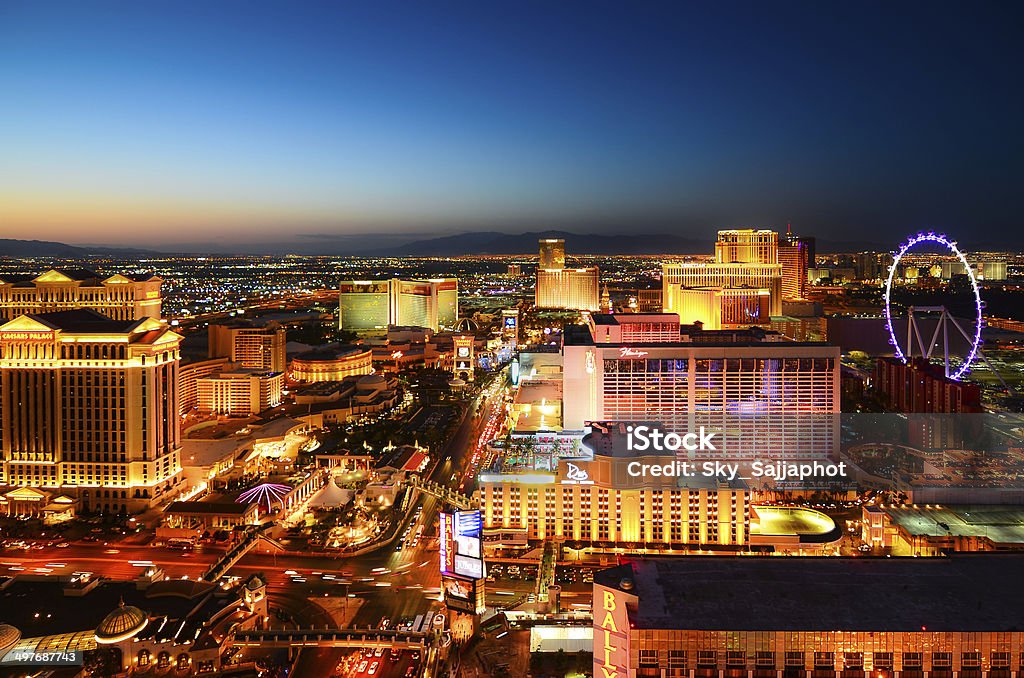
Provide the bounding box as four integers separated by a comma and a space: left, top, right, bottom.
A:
308, 476, 353, 508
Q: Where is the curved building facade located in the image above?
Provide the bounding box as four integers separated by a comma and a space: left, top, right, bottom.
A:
291, 345, 373, 382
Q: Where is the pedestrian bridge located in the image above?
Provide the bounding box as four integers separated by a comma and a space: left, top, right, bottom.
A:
202, 523, 273, 582
232, 628, 430, 649
406, 475, 477, 510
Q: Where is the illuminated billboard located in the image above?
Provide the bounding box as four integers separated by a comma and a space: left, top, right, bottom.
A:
454, 554, 484, 580
440, 510, 485, 580
593, 583, 632, 678
439, 512, 455, 575
442, 574, 485, 615
454, 510, 481, 557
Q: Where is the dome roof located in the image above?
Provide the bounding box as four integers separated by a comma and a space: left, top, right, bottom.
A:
454, 317, 479, 333
95, 603, 148, 644
0, 624, 20, 653
245, 573, 267, 591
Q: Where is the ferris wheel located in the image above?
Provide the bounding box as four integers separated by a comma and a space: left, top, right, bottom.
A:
882, 231, 993, 382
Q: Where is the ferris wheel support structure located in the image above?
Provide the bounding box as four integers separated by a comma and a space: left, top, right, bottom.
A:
884, 232, 1012, 394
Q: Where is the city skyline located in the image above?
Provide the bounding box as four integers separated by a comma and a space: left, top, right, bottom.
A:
3, 4, 1024, 677
3, 2, 1023, 250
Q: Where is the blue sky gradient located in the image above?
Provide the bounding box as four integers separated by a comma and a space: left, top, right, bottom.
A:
1, 1, 1021, 248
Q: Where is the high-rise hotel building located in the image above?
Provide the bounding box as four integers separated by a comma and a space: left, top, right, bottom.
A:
536, 268, 601, 311
535, 239, 600, 311
478, 422, 748, 550
539, 238, 566, 269
0, 310, 183, 513
339, 279, 458, 333
563, 313, 840, 460
208, 321, 286, 372
779, 232, 811, 300
663, 229, 784, 322
0, 269, 162, 322
714, 228, 778, 264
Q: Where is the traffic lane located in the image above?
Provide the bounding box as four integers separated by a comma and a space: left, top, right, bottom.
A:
428, 378, 498, 486
2, 520, 442, 575
351, 648, 416, 678
458, 381, 507, 492
293, 647, 349, 678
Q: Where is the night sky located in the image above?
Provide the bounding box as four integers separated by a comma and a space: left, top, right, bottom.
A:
1, 1, 1021, 250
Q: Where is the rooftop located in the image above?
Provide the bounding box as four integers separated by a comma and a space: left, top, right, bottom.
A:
513, 379, 562, 405
23, 309, 138, 333
590, 313, 680, 326
293, 343, 370, 362
882, 504, 1024, 544
595, 555, 1024, 632
565, 322, 813, 348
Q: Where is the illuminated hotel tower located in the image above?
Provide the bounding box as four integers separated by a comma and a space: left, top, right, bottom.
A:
208, 321, 286, 371
339, 279, 458, 333
779, 231, 810, 300
0, 310, 184, 513
535, 238, 600, 311
0, 269, 162, 321
663, 229, 783, 321
714, 229, 778, 264
539, 238, 566, 269
563, 313, 840, 460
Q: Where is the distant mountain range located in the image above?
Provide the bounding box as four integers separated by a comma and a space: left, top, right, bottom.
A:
369, 230, 710, 256
375, 231, 939, 256
0, 239, 159, 258
0, 233, 1015, 258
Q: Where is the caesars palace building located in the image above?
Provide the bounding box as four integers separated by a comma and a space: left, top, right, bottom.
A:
0, 272, 182, 514
594, 555, 1024, 678
0, 269, 162, 321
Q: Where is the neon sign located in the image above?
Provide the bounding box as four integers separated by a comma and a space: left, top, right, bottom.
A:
561, 462, 594, 486
594, 586, 630, 678
439, 513, 455, 574
1, 331, 55, 342
619, 347, 648, 358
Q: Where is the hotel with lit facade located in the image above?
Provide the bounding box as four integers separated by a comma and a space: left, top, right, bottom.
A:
539, 238, 567, 269
338, 278, 458, 332
536, 268, 601, 311
195, 369, 284, 416
208, 321, 286, 372
594, 555, 1024, 678
535, 238, 600, 311
663, 229, 784, 323
0, 269, 162, 321
779, 232, 811, 300
674, 287, 772, 329
563, 313, 840, 460
0, 309, 183, 513
477, 422, 748, 550
290, 344, 373, 382
714, 228, 778, 264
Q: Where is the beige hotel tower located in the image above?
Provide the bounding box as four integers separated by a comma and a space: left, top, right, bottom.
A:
0, 271, 182, 515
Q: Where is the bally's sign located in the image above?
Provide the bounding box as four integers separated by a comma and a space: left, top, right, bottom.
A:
594, 586, 630, 678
